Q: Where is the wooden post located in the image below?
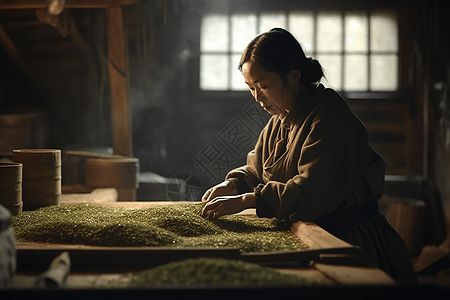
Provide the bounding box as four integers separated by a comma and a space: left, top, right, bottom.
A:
107, 6, 135, 201
107, 6, 132, 157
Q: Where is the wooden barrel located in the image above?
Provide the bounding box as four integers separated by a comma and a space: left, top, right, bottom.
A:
84, 157, 139, 201
383, 197, 425, 257
13, 149, 61, 210
0, 162, 23, 215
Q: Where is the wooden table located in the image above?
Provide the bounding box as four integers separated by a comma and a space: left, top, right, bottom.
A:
12, 190, 396, 288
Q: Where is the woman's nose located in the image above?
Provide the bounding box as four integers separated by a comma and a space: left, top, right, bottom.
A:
254, 88, 263, 102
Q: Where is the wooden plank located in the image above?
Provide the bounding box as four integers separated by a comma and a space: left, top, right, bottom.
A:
13, 268, 331, 289
107, 7, 126, 72
290, 220, 353, 250
311, 262, 396, 285
65, 149, 129, 160
277, 268, 335, 285
15, 265, 397, 288
107, 6, 132, 158
0, 0, 136, 9
240, 247, 368, 268
14, 241, 369, 273
15, 246, 242, 272
12, 272, 134, 289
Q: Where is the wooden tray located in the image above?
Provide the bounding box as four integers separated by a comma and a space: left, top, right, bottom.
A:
15, 201, 368, 273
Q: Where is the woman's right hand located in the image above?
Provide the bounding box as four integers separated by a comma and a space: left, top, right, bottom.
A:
201, 180, 237, 203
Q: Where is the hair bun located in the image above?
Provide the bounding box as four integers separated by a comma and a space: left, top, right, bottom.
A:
301, 57, 324, 83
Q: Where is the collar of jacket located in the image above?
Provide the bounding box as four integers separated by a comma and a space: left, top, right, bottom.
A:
281, 82, 325, 130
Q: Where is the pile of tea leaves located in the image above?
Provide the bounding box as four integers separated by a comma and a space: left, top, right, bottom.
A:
131, 257, 315, 287
10, 203, 308, 252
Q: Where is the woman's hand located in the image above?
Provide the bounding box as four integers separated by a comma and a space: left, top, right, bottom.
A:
201, 180, 237, 203
201, 192, 256, 220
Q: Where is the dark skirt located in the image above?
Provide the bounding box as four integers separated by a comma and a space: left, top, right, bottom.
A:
331, 211, 418, 285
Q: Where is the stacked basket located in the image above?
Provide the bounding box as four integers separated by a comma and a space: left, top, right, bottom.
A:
12, 149, 61, 211
0, 162, 23, 215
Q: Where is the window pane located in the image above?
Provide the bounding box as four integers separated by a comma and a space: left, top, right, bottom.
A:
231, 14, 257, 53
289, 11, 314, 54
345, 12, 368, 52
344, 55, 368, 91
317, 11, 342, 52
231, 54, 247, 90
370, 11, 398, 52
259, 12, 286, 34
200, 54, 229, 90
316, 54, 342, 90
370, 55, 398, 91
200, 10, 399, 92
201, 15, 229, 52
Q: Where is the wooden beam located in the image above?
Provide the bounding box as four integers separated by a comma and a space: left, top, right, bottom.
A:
0, 0, 136, 9
107, 5, 132, 157
106, 6, 134, 201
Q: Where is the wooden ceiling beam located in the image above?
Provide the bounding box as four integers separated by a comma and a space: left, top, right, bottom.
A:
0, 0, 137, 9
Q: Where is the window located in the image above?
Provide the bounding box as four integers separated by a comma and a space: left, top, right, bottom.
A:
200, 10, 398, 92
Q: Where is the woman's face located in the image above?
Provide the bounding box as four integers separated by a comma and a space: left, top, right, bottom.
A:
242, 62, 299, 117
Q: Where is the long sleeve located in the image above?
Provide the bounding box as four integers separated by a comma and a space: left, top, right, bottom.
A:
225, 122, 270, 194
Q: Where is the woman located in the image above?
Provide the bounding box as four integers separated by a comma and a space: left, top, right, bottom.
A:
201, 28, 416, 284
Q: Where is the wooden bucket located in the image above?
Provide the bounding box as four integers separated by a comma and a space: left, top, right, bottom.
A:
0, 162, 23, 215
13, 149, 61, 210
84, 157, 139, 201
382, 197, 425, 257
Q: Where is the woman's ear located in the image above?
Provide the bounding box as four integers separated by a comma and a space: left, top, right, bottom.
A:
288, 70, 301, 85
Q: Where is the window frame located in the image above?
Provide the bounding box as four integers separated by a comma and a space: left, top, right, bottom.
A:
191, 1, 407, 102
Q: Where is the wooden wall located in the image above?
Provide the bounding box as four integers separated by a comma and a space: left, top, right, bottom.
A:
348, 97, 410, 175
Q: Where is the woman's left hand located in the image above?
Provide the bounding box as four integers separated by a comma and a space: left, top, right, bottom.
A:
201, 192, 256, 220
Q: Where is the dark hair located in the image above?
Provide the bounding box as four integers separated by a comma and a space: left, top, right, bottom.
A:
238, 28, 324, 84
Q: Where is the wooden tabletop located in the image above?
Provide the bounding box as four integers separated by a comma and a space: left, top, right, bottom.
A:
15, 187, 396, 287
